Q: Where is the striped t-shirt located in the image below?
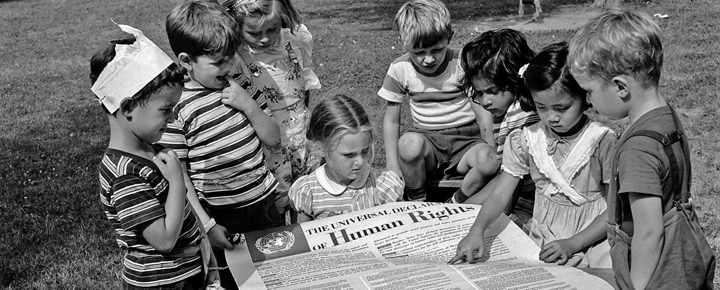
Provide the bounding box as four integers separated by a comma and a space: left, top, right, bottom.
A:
159, 76, 278, 208
378, 49, 476, 130
98, 148, 203, 287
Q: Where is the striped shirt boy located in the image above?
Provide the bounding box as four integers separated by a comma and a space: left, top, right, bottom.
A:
98, 148, 204, 287
159, 76, 278, 209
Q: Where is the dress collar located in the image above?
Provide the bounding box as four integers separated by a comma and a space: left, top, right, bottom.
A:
315, 164, 371, 196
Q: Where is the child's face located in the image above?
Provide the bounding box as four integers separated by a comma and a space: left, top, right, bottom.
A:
532, 85, 585, 133
324, 131, 373, 186
406, 38, 450, 75
241, 15, 281, 50
469, 75, 515, 118
185, 53, 238, 90
128, 84, 182, 143
573, 71, 627, 120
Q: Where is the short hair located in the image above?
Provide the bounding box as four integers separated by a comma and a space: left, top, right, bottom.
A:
307, 95, 374, 155
90, 38, 186, 114
460, 29, 535, 111
224, 0, 302, 32
394, 0, 453, 49
521, 42, 589, 111
568, 8, 663, 88
166, 0, 241, 59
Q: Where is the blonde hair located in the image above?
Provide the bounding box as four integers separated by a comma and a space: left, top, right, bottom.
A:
307, 95, 374, 159
569, 8, 663, 89
224, 0, 302, 32
394, 0, 453, 49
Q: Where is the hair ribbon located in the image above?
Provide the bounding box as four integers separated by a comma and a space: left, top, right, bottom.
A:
518, 63, 530, 78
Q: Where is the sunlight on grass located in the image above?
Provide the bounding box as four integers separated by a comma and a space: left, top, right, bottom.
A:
1, 0, 718, 287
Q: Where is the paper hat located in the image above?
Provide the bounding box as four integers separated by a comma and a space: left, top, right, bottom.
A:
91, 24, 173, 113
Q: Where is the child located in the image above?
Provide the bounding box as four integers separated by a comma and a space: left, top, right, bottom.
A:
379, 0, 497, 203
569, 9, 715, 289
289, 95, 404, 221
450, 42, 614, 268
224, 0, 322, 222
458, 29, 541, 226
162, 1, 282, 289
92, 24, 218, 288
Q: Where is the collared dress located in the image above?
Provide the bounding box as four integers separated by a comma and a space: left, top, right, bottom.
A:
288, 164, 404, 220
502, 118, 615, 268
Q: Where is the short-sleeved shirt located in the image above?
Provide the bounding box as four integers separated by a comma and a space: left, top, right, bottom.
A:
98, 148, 203, 287
159, 77, 277, 209
614, 106, 682, 234
288, 165, 404, 219
377, 49, 476, 130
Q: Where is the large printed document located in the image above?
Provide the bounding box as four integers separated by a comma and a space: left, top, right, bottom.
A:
226, 202, 614, 289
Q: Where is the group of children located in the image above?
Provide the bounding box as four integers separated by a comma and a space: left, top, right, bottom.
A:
91, 0, 715, 289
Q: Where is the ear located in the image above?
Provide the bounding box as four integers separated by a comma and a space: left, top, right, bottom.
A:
611, 76, 630, 99
177, 53, 193, 72
119, 98, 136, 121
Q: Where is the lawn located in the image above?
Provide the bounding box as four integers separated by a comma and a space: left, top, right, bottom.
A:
0, 0, 718, 288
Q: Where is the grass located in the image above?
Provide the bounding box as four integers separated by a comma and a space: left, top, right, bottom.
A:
0, 0, 718, 288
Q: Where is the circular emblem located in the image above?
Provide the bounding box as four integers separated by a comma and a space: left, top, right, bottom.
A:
255, 231, 295, 254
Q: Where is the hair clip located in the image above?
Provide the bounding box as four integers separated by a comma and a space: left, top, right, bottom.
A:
518, 63, 530, 78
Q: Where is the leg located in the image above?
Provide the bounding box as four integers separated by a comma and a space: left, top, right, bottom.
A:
454, 143, 499, 202
533, 0, 543, 23
398, 132, 436, 200
518, 0, 525, 16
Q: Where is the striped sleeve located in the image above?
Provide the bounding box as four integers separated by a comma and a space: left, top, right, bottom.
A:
373, 170, 404, 204
288, 175, 313, 215
112, 175, 165, 231
377, 58, 407, 103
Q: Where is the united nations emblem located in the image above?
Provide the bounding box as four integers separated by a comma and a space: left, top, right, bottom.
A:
255, 231, 295, 254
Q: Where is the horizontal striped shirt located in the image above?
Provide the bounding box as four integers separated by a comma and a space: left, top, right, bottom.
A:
378, 49, 476, 130
494, 100, 540, 164
289, 166, 404, 219
159, 76, 277, 208
98, 148, 203, 287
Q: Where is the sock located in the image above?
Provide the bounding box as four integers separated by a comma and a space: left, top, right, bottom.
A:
450, 188, 469, 204
404, 186, 426, 201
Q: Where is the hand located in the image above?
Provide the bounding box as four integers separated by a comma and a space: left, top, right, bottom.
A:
539, 238, 581, 265
448, 229, 486, 264
205, 268, 221, 288
220, 75, 255, 113
152, 150, 184, 186
207, 224, 235, 250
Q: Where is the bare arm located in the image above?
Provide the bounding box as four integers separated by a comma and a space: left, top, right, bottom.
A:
449, 172, 520, 264
180, 162, 234, 250
471, 102, 496, 147
220, 76, 280, 146
628, 192, 663, 290
142, 151, 188, 252
539, 209, 608, 264
383, 101, 402, 174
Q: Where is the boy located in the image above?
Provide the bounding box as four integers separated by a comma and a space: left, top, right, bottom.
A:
92, 24, 218, 288
570, 9, 715, 289
379, 0, 497, 202
162, 1, 282, 289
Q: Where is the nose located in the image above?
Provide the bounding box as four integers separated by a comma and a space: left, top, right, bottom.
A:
353, 155, 364, 167
547, 112, 560, 123
167, 111, 177, 123
423, 54, 435, 65
480, 97, 492, 109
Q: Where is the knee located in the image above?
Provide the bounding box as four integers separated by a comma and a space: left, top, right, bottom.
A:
472, 144, 500, 175
397, 133, 425, 161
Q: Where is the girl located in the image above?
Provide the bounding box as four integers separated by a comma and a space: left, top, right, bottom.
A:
456, 29, 540, 227
225, 0, 321, 218
289, 95, 404, 222
450, 42, 614, 268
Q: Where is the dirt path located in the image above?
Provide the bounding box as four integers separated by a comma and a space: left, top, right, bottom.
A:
456, 4, 600, 33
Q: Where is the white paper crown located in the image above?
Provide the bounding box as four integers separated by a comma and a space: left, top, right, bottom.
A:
91, 24, 173, 113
